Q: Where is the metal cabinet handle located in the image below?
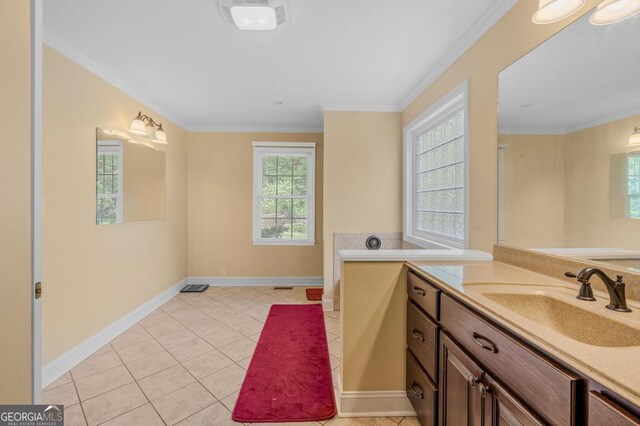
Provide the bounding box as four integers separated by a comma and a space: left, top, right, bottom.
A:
412, 286, 426, 296
468, 376, 478, 388
478, 383, 491, 398
411, 329, 425, 342
411, 382, 424, 399
472, 332, 498, 353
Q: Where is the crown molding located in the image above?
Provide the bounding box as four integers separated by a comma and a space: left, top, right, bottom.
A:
399, 0, 519, 110
187, 125, 323, 133
43, 28, 188, 130
320, 104, 402, 113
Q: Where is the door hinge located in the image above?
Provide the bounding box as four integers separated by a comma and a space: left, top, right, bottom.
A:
35, 282, 42, 299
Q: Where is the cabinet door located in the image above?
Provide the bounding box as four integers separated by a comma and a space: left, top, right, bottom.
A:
483, 374, 544, 426
440, 333, 484, 426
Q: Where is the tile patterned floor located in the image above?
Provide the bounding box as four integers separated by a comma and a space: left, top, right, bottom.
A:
43, 286, 418, 426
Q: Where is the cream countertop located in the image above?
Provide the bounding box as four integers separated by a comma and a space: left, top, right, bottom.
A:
338, 249, 493, 262
407, 260, 640, 407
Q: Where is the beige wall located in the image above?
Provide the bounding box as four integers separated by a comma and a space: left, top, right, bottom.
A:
123, 143, 166, 222
564, 114, 640, 250
0, 0, 33, 403
42, 46, 188, 363
187, 132, 324, 278
402, 0, 603, 253
499, 134, 566, 248
323, 112, 403, 301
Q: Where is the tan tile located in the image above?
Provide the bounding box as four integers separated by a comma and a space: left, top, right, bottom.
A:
325, 320, 340, 336
151, 382, 216, 425
42, 382, 79, 407
398, 418, 420, 425
171, 309, 212, 326
236, 356, 252, 370
325, 418, 397, 425
110, 327, 153, 350
155, 328, 199, 349
166, 337, 215, 362
217, 338, 257, 362
329, 354, 340, 370
81, 383, 147, 425
328, 338, 340, 358
71, 351, 123, 380
75, 365, 134, 401
63, 403, 87, 426
101, 404, 164, 426
139, 311, 174, 328
199, 305, 238, 319
326, 331, 339, 342
145, 319, 187, 338
203, 328, 245, 348
126, 350, 178, 380
220, 390, 239, 411
43, 372, 72, 391
216, 312, 254, 328
230, 318, 264, 336
176, 402, 239, 425
387, 417, 404, 424
92, 344, 115, 357
116, 338, 164, 363
182, 350, 234, 379
200, 364, 246, 399
161, 297, 190, 312
138, 365, 196, 401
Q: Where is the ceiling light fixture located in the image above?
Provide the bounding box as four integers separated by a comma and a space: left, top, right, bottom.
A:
128, 112, 168, 144
219, 0, 287, 31
628, 126, 640, 147
532, 0, 586, 24
590, 0, 640, 25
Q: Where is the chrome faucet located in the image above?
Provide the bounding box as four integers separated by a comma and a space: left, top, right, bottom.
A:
566, 268, 632, 312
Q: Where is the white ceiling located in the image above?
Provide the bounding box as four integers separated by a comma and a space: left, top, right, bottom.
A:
44, 0, 514, 131
499, 10, 640, 135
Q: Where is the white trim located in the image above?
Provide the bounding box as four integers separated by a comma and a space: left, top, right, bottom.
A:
336, 374, 416, 417
338, 249, 493, 262
31, 0, 44, 404
187, 276, 323, 287
399, 0, 518, 110
252, 144, 316, 245
43, 30, 188, 130
42, 278, 187, 388
322, 298, 334, 312
403, 81, 470, 250
320, 104, 403, 113
252, 141, 316, 148
188, 125, 324, 133
498, 128, 566, 136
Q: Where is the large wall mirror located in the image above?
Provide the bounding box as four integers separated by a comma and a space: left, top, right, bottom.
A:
498, 10, 640, 271
96, 128, 166, 224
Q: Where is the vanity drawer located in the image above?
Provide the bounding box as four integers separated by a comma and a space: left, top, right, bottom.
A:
440, 294, 579, 426
407, 301, 439, 382
588, 392, 640, 425
407, 350, 437, 426
408, 272, 440, 320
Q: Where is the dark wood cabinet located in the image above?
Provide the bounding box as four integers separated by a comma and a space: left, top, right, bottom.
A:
588, 392, 640, 425
407, 350, 438, 426
483, 373, 544, 426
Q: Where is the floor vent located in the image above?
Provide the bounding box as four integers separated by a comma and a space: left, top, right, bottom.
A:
273, 286, 294, 290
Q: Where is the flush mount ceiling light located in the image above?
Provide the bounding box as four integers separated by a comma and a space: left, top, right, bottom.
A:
219, 0, 287, 31
128, 112, 168, 144
532, 0, 586, 24
590, 0, 640, 25
628, 127, 640, 147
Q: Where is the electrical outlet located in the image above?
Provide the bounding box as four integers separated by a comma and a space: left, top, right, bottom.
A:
220, 267, 227, 276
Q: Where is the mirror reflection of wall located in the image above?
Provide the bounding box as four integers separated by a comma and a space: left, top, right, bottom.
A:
96, 128, 166, 225
497, 10, 640, 269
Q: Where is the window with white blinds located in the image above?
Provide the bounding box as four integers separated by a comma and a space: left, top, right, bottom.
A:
404, 83, 468, 248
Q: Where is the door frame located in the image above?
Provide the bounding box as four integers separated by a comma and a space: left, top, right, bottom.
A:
31, 0, 43, 403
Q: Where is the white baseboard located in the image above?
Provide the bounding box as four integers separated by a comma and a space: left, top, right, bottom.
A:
42, 278, 187, 388
187, 276, 323, 287
322, 298, 334, 312
335, 375, 416, 418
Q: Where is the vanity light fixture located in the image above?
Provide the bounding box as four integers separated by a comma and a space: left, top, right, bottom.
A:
628, 127, 640, 147
128, 112, 168, 144
590, 0, 640, 25
532, 0, 586, 24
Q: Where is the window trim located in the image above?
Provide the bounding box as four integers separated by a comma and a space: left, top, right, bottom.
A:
252, 141, 316, 246
96, 142, 124, 225
403, 81, 469, 249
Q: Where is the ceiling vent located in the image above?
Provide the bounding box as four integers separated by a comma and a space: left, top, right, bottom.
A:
219, 0, 288, 31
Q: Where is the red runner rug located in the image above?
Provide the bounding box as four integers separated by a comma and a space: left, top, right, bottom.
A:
305, 288, 323, 301
232, 304, 336, 423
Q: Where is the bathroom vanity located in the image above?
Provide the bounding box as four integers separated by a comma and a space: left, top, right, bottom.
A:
404, 263, 640, 425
